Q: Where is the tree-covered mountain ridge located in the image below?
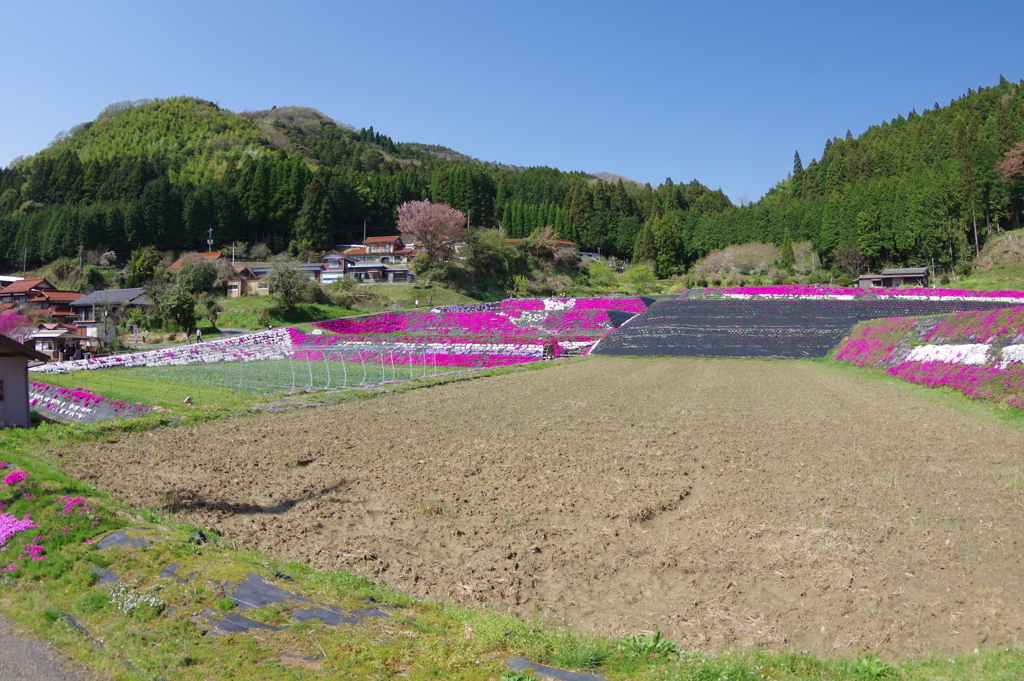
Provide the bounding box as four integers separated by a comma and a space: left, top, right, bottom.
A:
1, 79, 1022, 278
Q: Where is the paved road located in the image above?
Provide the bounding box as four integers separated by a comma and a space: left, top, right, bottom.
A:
0, 617, 106, 681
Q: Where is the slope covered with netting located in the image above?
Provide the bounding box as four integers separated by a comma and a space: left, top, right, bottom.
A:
592, 297, 1020, 358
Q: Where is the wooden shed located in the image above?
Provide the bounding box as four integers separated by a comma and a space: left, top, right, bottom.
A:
0, 334, 48, 429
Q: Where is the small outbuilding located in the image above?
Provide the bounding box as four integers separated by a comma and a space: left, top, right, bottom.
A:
0, 334, 47, 429
855, 267, 930, 289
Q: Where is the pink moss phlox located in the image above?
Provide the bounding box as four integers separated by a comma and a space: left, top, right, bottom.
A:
0, 513, 38, 546
721, 284, 1024, 302
571, 297, 646, 313
887, 361, 1024, 408
922, 307, 1024, 343
3, 471, 27, 486
835, 318, 919, 367
500, 298, 545, 316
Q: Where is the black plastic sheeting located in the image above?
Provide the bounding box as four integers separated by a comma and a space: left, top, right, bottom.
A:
592, 297, 1018, 359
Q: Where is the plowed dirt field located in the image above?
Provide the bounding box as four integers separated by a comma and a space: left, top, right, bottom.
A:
56, 358, 1024, 657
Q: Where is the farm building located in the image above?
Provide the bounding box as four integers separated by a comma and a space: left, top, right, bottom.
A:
226, 266, 265, 298
855, 267, 930, 289
71, 288, 154, 344
0, 334, 47, 429
29, 329, 101, 361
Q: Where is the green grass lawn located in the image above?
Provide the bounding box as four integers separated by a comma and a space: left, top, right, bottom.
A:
33, 368, 263, 414
356, 281, 484, 307
217, 296, 365, 330
216, 283, 484, 330
936, 265, 1024, 291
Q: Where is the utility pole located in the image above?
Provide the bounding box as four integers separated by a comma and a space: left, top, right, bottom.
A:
22, 248, 27, 276
232, 241, 235, 265
207, 227, 214, 252
363, 220, 366, 243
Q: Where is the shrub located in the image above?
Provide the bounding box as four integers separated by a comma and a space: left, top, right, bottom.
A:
690, 242, 779, 276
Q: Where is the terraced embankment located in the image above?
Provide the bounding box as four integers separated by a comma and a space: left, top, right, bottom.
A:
592, 297, 1018, 358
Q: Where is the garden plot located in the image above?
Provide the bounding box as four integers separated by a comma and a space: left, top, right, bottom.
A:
56, 357, 1024, 657
593, 297, 1018, 358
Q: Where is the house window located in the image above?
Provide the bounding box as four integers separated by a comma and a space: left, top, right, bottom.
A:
257, 282, 269, 290
228, 284, 239, 291
0, 379, 4, 401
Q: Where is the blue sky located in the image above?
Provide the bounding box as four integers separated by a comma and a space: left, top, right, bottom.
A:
2, 0, 1021, 202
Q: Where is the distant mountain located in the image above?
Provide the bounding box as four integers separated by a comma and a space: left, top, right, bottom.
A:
0, 96, 732, 271
7, 77, 1011, 280
591, 172, 644, 187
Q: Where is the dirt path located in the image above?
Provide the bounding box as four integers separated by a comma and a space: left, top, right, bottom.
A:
57, 358, 1024, 657
0, 618, 108, 681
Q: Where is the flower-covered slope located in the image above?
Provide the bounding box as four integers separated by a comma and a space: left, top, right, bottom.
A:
29, 382, 153, 423
30, 329, 292, 375
303, 298, 648, 367
711, 284, 1024, 304
835, 306, 1024, 408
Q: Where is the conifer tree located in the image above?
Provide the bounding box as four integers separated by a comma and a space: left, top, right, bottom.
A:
778, 227, 796, 271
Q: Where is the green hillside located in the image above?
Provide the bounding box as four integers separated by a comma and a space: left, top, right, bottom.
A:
1, 79, 1023, 281
683, 77, 1024, 277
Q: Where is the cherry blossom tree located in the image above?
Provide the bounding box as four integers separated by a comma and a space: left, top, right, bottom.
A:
397, 200, 466, 262
997, 141, 1024, 182
0, 309, 32, 343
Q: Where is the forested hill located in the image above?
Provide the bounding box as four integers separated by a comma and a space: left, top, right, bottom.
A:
2, 80, 1023, 277
0, 97, 730, 270
663, 77, 1024, 278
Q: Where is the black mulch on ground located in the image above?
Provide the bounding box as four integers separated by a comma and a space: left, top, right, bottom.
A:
591, 298, 1017, 359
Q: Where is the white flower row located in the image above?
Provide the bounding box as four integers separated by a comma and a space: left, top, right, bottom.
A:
29, 395, 95, 420
723, 294, 859, 301
999, 344, 1024, 369
543, 299, 576, 310
724, 293, 1024, 304
906, 343, 991, 365
30, 328, 292, 374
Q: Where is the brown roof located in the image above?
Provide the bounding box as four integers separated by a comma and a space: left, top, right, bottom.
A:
169, 251, 224, 269
29, 290, 82, 303
0, 277, 53, 294
364, 236, 403, 244
344, 247, 368, 256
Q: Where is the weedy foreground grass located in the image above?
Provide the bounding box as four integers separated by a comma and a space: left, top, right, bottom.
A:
5, 360, 1024, 679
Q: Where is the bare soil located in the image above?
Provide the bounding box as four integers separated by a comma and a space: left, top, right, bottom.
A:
56, 358, 1024, 657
